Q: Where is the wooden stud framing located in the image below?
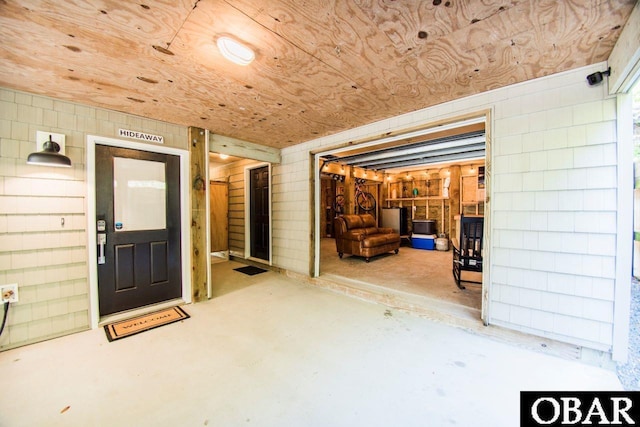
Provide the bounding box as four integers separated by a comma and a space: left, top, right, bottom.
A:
210, 133, 281, 164
189, 126, 208, 302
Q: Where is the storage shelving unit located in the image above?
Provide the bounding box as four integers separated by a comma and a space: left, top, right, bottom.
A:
460, 174, 485, 215
385, 177, 449, 236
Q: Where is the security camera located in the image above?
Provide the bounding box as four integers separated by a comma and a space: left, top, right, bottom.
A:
586, 72, 604, 85
586, 67, 611, 86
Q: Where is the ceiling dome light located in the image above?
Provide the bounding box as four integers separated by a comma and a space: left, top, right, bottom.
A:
217, 37, 255, 66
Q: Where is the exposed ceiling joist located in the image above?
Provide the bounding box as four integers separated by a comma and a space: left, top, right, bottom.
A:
322, 130, 485, 173
375, 150, 486, 172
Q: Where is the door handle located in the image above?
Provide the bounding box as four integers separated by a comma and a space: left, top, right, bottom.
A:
97, 233, 106, 264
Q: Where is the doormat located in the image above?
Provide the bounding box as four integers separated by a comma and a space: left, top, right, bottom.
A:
103, 306, 189, 342
234, 265, 267, 276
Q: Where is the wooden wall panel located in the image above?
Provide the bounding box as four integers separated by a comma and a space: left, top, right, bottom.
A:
209, 181, 229, 252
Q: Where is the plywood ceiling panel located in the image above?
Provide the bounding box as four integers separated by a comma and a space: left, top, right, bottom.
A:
0, 0, 634, 148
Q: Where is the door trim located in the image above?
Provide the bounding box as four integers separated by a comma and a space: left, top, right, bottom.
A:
86, 135, 191, 329
244, 162, 272, 265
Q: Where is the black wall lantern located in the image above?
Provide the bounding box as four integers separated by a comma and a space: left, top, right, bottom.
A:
27, 134, 71, 168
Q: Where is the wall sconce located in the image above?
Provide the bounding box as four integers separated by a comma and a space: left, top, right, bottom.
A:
27, 131, 71, 168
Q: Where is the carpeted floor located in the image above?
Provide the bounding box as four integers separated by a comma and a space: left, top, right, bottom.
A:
320, 238, 482, 310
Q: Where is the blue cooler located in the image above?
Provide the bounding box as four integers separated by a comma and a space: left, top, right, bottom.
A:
412, 234, 436, 250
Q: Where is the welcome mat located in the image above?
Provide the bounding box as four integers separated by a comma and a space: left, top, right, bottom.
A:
234, 265, 267, 276
104, 306, 189, 342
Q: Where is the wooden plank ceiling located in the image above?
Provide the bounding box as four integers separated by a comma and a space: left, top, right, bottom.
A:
0, 0, 634, 149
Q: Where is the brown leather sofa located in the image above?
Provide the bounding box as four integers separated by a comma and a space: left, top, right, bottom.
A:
334, 214, 401, 262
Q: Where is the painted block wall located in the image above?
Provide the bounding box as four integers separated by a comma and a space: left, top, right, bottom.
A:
274, 63, 621, 352
0, 88, 187, 351
272, 149, 313, 273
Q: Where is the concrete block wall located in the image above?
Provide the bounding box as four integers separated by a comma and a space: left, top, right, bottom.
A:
0, 88, 187, 351
275, 62, 621, 352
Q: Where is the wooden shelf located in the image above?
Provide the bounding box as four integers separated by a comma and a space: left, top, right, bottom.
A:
387, 197, 449, 201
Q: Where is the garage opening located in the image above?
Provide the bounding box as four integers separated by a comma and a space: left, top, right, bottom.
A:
313, 113, 490, 323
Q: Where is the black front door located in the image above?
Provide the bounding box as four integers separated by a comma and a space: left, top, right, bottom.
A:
250, 166, 270, 261
96, 145, 182, 315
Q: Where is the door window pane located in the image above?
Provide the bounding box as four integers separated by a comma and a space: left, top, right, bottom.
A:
114, 157, 166, 231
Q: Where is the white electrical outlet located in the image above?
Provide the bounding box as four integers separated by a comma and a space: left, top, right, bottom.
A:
0, 284, 18, 303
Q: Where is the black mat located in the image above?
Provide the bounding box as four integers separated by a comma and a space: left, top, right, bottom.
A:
234, 265, 267, 276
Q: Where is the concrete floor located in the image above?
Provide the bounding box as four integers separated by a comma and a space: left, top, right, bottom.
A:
320, 238, 482, 310
0, 260, 622, 427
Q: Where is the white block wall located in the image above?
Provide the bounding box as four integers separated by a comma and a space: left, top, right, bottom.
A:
273, 63, 621, 352
0, 88, 187, 350
489, 72, 619, 351
272, 149, 313, 273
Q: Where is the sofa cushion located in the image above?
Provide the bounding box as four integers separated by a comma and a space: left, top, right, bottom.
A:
362, 227, 379, 235
343, 230, 366, 241
342, 215, 364, 230
362, 233, 401, 248
361, 214, 376, 227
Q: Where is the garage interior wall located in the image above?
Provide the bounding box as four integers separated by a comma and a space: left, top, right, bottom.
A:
0, 88, 187, 351
277, 62, 620, 355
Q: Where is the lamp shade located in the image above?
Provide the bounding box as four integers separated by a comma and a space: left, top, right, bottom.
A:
27, 135, 72, 167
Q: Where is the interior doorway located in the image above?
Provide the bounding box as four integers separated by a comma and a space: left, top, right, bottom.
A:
313, 113, 490, 322
208, 152, 273, 298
